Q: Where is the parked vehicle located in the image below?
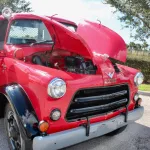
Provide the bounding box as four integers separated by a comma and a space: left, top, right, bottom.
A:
0, 7, 144, 150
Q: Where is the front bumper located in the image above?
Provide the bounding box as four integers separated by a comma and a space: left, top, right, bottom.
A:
33, 107, 144, 150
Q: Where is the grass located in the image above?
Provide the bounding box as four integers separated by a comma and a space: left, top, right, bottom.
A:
127, 51, 150, 62
139, 84, 150, 92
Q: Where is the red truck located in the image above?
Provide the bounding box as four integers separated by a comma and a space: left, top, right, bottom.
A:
0, 7, 144, 150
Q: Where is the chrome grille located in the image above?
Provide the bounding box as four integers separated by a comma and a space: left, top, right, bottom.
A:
66, 84, 129, 121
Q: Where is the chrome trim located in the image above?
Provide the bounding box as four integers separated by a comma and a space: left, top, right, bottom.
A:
75, 90, 127, 102
33, 107, 144, 150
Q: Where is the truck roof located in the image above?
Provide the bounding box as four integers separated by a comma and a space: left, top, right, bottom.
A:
47, 16, 77, 26
0, 13, 77, 27
0, 15, 5, 20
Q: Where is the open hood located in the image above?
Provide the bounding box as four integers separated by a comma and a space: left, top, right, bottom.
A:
51, 20, 93, 59
52, 20, 127, 62
77, 20, 127, 62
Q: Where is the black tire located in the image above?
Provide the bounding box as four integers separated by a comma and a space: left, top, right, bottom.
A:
4, 103, 28, 150
106, 125, 127, 136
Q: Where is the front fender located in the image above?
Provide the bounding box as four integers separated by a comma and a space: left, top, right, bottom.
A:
0, 84, 39, 139
117, 64, 139, 91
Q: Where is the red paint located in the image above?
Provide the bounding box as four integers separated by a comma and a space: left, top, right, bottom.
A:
77, 20, 127, 62
0, 13, 139, 134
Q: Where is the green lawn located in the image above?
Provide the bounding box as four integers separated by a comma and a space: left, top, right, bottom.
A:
139, 84, 150, 92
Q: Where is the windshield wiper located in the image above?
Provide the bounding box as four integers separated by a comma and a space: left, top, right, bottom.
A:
30, 40, 54, 46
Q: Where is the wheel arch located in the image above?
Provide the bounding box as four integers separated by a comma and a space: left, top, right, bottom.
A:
0, 93, 8, 118
0, 83, 40, 139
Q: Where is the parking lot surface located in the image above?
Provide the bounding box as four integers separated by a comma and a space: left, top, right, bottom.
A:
0, 95, 150, 150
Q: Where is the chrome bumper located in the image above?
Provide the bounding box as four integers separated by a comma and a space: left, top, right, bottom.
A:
33, 107, 144, 150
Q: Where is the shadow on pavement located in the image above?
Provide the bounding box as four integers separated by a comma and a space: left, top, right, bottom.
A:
0, 119, 9, 150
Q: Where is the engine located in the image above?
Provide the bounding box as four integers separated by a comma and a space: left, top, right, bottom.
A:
30, 51, 97, 75
65, 56, 97, 74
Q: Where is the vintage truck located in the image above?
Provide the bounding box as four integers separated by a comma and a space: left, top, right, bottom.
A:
0, 7, 144, 150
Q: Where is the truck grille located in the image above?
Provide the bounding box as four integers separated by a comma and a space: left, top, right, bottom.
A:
66, 84, 129, 121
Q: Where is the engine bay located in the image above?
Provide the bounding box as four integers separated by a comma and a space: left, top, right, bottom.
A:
65, 56, 97, 74
26, 49, 97, 75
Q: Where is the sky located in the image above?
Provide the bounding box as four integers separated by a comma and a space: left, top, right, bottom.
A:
29, 0, 132, 44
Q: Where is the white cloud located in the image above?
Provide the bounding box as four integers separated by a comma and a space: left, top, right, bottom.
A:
29, 0, 131, 43
30, 0, 115, 22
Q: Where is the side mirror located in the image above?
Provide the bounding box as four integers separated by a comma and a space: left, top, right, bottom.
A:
14, 48, 24, 60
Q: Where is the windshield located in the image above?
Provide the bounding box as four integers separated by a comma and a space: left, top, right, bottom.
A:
7, 19, 52, 45
60, 22, 77, 32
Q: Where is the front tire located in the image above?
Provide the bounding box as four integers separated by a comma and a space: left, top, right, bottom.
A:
4, 103, 26, 150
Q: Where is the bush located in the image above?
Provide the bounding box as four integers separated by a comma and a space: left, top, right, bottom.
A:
125, 59, 150, 83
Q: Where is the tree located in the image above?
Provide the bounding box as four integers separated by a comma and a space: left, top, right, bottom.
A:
104, 0, 150, 44
128, 42, 136, 51
0, 0, 32, 14
128, 42, 143, 51
142, 42, 149, 51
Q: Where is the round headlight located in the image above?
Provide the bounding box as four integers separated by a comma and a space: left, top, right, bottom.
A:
47, 78, 66, 98
134, 72, 144, 86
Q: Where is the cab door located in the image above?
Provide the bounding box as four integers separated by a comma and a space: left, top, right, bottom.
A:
0, 19, 8, 86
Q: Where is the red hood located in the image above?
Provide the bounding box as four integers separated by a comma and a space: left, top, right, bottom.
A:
51, 20, 92, 59
77, 20, 127, 62
52, 20, 127, 62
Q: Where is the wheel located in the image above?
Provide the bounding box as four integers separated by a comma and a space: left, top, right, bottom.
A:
106, 125, 127, 136
4, 103, 26, 150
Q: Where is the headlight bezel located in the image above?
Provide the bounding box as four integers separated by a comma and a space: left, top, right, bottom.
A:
47, 78, 66, 99
134, 72, 144, 86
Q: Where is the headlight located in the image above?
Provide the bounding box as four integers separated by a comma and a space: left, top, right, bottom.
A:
134, 72, 144, 86
47, 78, 66, 98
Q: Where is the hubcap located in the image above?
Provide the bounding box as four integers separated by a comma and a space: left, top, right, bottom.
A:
7, 111, 21, 150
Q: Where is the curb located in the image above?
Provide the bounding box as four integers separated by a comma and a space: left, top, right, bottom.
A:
139, 90, 150, 97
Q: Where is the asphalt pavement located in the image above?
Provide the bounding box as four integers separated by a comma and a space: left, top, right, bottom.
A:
0, 94, 150, 150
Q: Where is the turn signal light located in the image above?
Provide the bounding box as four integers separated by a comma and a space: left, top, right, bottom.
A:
39, 121, 49, 132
